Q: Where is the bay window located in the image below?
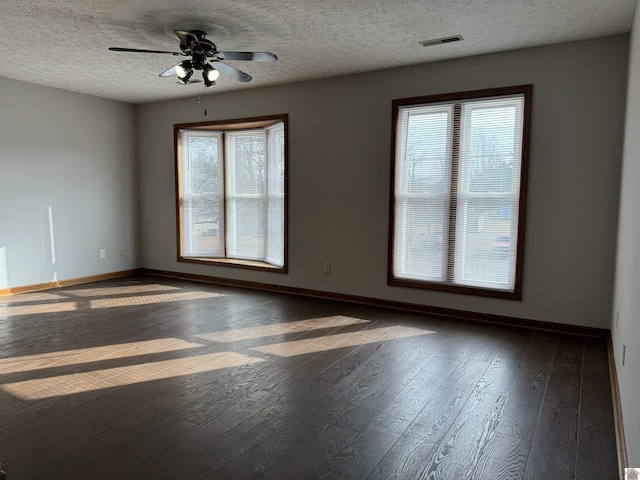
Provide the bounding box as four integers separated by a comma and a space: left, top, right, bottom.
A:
176, 115, 287, 271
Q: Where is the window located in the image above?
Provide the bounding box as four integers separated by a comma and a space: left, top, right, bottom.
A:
389, 86, 531, 299
175, 115, 287, 271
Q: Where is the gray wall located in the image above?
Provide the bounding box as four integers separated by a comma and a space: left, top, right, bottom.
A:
613, 3, 640, 465
0, 78, 138, 289
138, 35, 628, 330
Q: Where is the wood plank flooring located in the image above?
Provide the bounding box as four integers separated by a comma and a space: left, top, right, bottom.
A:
0, 276, 618, 479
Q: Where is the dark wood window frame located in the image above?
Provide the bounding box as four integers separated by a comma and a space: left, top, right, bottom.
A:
175, 114, 288, 273
388, 85, 532, 300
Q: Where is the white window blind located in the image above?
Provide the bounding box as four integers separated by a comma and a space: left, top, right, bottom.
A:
225, 130, 267, 261
394, 105, 453, 282
455, 98, 523, 290
393, 92, 526, 293
265, 122, 286, 267
179, 130, 224, 258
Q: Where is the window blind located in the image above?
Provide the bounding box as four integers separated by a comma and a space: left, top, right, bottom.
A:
180, 130, 224, 258
394, 105, 453, 282
455, 97, 523, 290
225, 130, 267, 261
265, 122, 286, 267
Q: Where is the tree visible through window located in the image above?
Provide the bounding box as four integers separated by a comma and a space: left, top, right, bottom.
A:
176, 115, 287, 271
389, 86, 531, 299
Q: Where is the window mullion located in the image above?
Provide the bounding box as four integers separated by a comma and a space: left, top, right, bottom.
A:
222, 132, 228, 259
446, 103, 461, 283
263, 128, 270, 262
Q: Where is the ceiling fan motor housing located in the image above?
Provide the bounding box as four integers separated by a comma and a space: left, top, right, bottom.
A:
192, 52, 207, 70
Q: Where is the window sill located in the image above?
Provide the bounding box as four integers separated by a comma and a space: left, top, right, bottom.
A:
179, 256, 287, 273
388, 277, 521, 300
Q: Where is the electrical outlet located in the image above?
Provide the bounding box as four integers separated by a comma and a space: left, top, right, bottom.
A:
99, 249, 106, 260
120, 247, 126, 257
623, 344, 626, 367
324, 262, 332, 274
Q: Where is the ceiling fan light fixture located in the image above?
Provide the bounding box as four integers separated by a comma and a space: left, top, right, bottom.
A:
203, 64, 220, 87
175, 60, 193, 84
177, 70, 193, 85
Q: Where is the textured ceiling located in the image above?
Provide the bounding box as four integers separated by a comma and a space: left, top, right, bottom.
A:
0, 0, 635, 104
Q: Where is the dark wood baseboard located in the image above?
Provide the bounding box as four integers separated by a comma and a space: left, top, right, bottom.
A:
0, 269, 142, 297
141, 268, 609, 338
607, 334, 629, 473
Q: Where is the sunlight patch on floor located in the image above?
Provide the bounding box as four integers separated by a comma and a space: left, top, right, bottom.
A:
64, 284, 181, 297
0, 291, 224, 316
252, 325, 436, 357
197, 315, 370, 343
89, 291, 224, 309
1, 351, 263, 400
0, 338, 203, 375
0, 291, 66, 304
0, 301, 78, 316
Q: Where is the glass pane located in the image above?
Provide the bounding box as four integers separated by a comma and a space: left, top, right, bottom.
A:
226, 197, 265, 260
225, 131, 267, 261
460, 99, 522, 195
228, 134, 266, 195
454, 196, 518, 289
455, 96, 524, 290
265, 196, 284, 266
266, 123, 285, 267
182, 132, 223, 257
394, 196, 448, 281
188, 136, 222, 194
183, 195, 222, 255
398, 107, 451, 196
394, 105, 452, 281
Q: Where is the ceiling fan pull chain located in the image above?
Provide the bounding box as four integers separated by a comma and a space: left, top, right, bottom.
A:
195, 84, 207, 116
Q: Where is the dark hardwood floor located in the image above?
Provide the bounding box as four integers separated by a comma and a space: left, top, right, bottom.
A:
0, 276, 618, 479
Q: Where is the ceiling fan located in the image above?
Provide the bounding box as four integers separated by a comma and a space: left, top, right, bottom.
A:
109, 29, 278, 86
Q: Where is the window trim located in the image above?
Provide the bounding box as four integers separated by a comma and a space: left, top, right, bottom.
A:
388, 85, 532, 300
174, 114, 288, 273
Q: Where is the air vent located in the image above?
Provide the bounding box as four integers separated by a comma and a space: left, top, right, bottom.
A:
419, 35, 463, 47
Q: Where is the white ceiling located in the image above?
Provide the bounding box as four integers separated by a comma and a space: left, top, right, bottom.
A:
0, 0, 636, 104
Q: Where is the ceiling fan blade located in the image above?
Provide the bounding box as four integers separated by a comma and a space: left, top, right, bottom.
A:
217, 51, 278, 62
212, 61, 252, 82
159, 65, 177, 77
109, 47, 181, 55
